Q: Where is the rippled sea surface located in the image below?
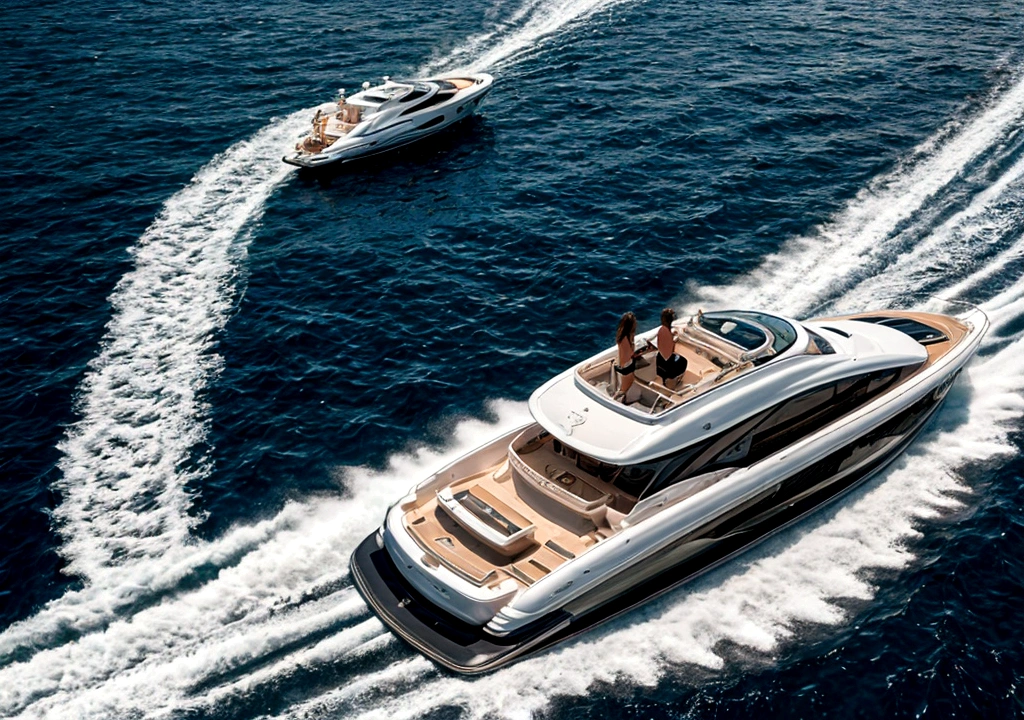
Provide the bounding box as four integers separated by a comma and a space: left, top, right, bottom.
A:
3, 0, 1024, 717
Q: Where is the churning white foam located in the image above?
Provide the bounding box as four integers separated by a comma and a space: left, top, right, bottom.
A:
0, 401, 530, 719
844, 145, 1024, 304
53, 111, 308, 583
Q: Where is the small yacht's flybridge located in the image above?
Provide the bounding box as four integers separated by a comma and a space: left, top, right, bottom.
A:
351, 305, 987, 674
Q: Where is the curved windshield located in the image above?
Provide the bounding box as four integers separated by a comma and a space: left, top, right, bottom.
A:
731, 311, 798, 356
805, 327, 835, 354
699, 313, 767, 351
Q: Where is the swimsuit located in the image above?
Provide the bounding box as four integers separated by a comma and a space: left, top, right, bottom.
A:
657, 352, 688, 381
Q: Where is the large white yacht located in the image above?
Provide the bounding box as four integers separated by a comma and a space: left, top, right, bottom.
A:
351, 303, 987, 673
283, 73, 494, 168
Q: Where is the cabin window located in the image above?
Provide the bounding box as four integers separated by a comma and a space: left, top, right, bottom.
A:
399, 89, 429, 103
855, 316, 948, 345
613, 463, 662, 496
637, 437, 725, 499
748, 381, 855, 460
551, 441, 655, 498
761, 386, 836, 432
866, 368, 898, 394
712, 387, 943, 542
746, 367, 914, 461
605, 361, 923, 503
400, 92, 455, 116
644, 386, 945, 578
646, 410, 773, 496
643, 364, 921, 498
417, 115, 445, 130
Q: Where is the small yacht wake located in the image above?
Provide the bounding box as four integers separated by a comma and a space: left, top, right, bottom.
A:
2, 1, 649, 715
418, 0, 633, 75
52, 111, 309, 585
47, 0, 642, 598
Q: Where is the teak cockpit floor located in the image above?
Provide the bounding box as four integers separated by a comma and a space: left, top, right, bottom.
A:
403, 458, 633, 592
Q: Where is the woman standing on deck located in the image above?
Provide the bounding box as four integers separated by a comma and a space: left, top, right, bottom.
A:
615, 312, 640, 401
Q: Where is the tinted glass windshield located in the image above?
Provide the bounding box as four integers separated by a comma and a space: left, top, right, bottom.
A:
699, 313, 767, 351
398, 83, 432, 102
731, 311, 798, 355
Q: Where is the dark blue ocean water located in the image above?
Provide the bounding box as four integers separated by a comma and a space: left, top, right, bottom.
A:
2, 0, 1024, 717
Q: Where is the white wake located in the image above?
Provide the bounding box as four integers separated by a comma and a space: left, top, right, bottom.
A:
49, 0, 634, 596
691, 72, 1024, 317
53, 112, 309, 583
419, 0, 632, 75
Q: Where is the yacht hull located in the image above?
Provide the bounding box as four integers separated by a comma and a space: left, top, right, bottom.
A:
282, 108, 486, 169
350, 378, 951, 673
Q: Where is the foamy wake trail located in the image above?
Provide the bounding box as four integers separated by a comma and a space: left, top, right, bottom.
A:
843, 143, 1024, 305
0, 402, 529, 719
693, 71, 1024, 317
0, 502, 306, 664
3, 0, 641, 713
53, 111, 308, 583
418, 0, 632, 75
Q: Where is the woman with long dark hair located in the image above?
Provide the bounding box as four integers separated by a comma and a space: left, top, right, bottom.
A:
615, 311, 639, 400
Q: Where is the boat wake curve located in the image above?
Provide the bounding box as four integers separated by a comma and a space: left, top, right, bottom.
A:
0, 1, 646, 713
48, 0, 645, 600
52, 112, 309, 585
691, 69, 1024, 318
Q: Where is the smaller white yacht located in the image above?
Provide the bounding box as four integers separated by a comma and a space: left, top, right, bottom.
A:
283, 73, 494, 168
351, 302, 987, 674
